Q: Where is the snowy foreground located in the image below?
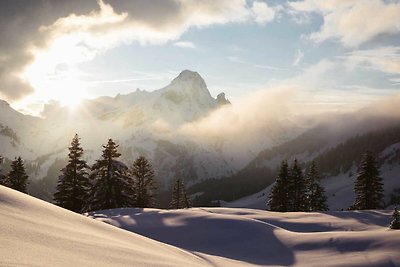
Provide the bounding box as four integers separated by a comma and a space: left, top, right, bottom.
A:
89, 208, 400, 267
1, 186, 400, 267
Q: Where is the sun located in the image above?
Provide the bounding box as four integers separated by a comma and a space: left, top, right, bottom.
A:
55, 77, 88, 109
22, 55, 89, 111
59, 91, 85, 109
19, 39, 92, 113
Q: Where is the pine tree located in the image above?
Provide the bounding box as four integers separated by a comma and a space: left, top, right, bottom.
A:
8, 156, 29, 193
131, 156, 156, 208
170, 178, 190, 209
268, 160, 290, 212
390, 207, 400, 229
0, 155, 9, 186
87, 139, 134, 211
287, 159, 308, 211
306, 161, 328, 211
53, 134, 91, 213
352, 152, 384, 210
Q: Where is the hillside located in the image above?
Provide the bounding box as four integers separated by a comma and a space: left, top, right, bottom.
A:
0, 185, 224, 267
218, 123, 400, 210
1, 181, 400, 266
190, 108, 400, 208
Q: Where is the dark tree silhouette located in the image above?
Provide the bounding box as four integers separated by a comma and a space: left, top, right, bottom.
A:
306, 161, 328, 211
131, 156, 156, 208
288, 159, 308, 211
352, 152, 384, 210
268, 160, 290, 212
170, 178, 190, 209
88, 139, 134, 211
0, 155, 9, 186
54, 134, 91, 213
8, 156, 29, 193
390, 207, 400, 229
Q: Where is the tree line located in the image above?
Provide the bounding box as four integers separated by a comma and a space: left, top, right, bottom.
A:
268, 160, 328, 212
0, 134, 190, 213
0, 156, 29, 193
0, 137, 387, 213
268, 151, 385, 212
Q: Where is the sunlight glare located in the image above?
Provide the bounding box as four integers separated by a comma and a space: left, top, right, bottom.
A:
22, 45, 90, 112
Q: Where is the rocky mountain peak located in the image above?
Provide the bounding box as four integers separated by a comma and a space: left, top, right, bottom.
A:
163, 70, 213, 102
216, 93, 231, 106
174, 69, 203, 81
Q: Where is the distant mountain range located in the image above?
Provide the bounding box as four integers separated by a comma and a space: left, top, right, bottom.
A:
0, 70, 293, 203
3, 70, 399, 209
190, 103, 400, 210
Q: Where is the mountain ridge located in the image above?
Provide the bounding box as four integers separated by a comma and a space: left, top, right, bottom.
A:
0, 70, 277, 205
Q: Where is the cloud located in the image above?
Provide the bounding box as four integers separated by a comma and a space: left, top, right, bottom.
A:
391, 78, 400, 84
227, 56, 248, 64
254, 64, 285, 71
290, 0, 400, 47
0, 0, 101, 100
268, 58, 400, 114
0, 0, 277, 105
228, 56, 285, 71
343, 46, 400, 74
289, 0, 358, 13
292, 49, 304, 66
179, 88, 297, 151
251, 1, 277, 25
173, 41, 196, 49
0, 0, 99, 101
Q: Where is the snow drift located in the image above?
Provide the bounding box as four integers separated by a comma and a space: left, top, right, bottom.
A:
0, 185, 212, 267
1, 184, 399, 266
90, 207, 400, 267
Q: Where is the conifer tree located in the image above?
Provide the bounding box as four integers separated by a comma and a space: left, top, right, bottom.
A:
268, 160, 290, 211
352, 152, 384, 210
53, 134, 91, 213
8, 156, 29, 193
170, 178, 190, 209
0, 155, 9, 186
287, 159, 308, 211
131, 156, 156, 208
306, 161, 328, 211
390, 207, 400, 229
87, 139, 134, 211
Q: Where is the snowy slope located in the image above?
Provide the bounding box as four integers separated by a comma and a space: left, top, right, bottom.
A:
89, 207, 400, 267
0, 185, 221, 267
1, 184, 399, 266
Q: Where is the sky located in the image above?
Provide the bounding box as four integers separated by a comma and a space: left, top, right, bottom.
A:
0, 0, 399, 116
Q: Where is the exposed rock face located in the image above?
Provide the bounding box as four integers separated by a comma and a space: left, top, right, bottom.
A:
216, 92, 231, 106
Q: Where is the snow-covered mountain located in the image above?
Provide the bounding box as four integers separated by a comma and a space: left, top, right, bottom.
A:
0, 70, 294, 201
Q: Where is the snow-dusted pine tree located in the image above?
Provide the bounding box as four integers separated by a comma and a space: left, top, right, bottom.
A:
352, 152, 384, 210
288, 159, 308, 211
268, 160, 290, 212
54, 134, 91, 213
131, 156, 156, 208
306, 161, 328, 211
87, 139, 134, 211
390, 207, 400, 229
169, 178, 190, 209
8, 156, 29, 193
